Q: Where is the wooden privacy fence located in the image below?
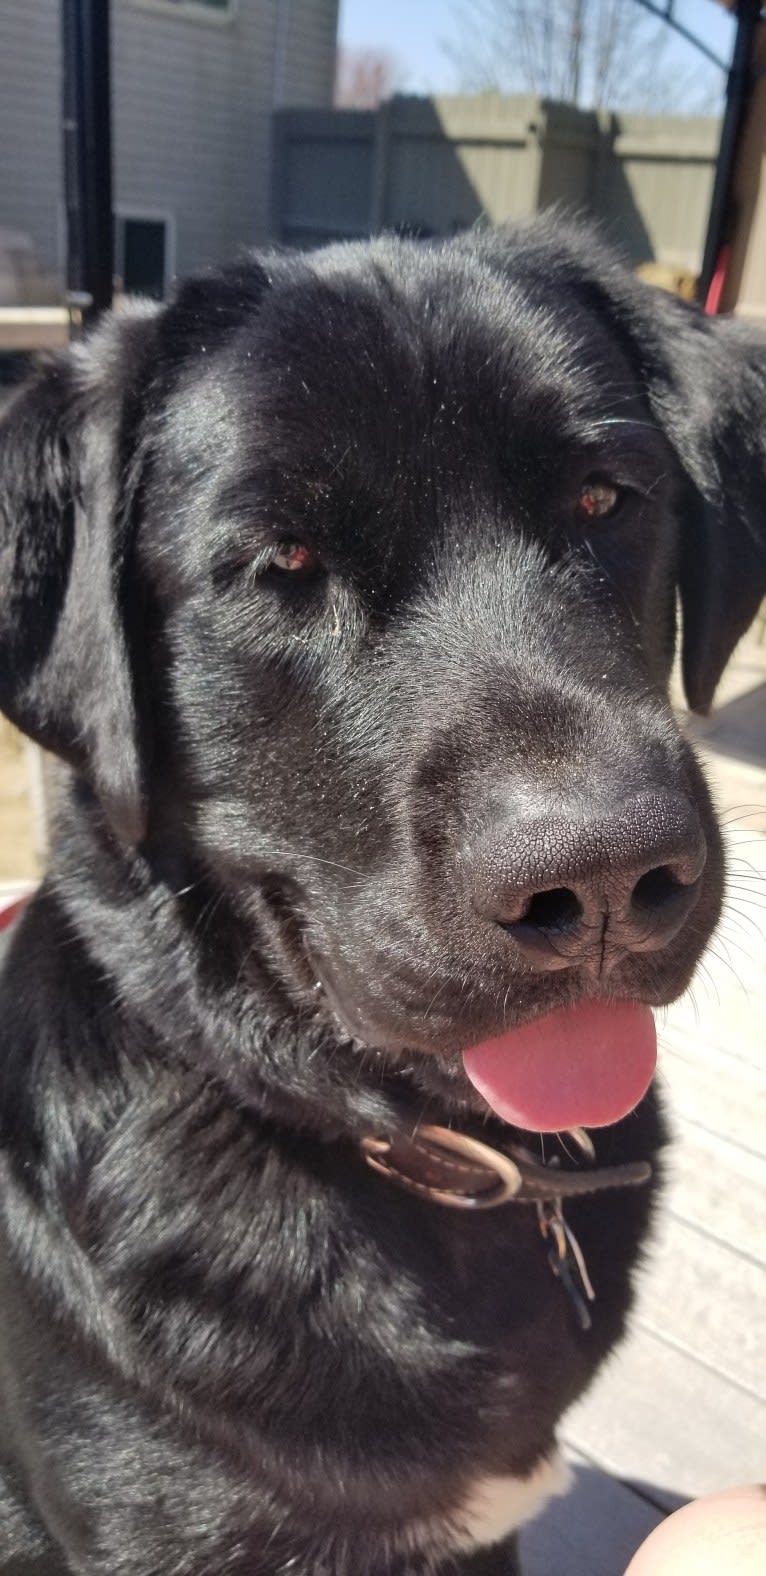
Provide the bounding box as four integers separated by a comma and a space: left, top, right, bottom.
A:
272, 94, 719, 273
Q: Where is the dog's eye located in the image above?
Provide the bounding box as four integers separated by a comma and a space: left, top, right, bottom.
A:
575, 479, 622, 522
268, 541, 322, 576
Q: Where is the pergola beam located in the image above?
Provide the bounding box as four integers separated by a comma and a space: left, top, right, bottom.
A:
699, 0, 762, 302
61, 0, 113, 327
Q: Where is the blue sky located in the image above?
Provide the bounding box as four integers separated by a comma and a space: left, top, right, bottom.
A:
337, 0, 736, 102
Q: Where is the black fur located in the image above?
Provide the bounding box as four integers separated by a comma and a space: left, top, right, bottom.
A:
0, 217, 764, 1574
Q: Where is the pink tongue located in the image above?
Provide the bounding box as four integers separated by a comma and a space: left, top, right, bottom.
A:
462, 1000, 656, 1133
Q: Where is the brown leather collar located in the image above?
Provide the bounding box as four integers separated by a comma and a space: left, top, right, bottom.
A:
360, 1124, 651, 1210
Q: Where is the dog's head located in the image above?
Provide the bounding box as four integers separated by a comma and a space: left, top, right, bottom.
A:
2, 218, 765, 1133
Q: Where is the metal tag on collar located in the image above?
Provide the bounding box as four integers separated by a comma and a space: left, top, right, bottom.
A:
537, 1197, 596, 1332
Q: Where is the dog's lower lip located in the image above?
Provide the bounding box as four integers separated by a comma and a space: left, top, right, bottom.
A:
307, 949, 581, 1059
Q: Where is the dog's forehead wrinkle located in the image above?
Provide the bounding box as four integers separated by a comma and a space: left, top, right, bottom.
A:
236, 243, 635, 436
145, 270, 666, 597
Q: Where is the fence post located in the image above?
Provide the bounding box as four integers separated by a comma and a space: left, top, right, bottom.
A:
592, 111, 614, 214
524, 101, 547, 214
61, 0, 113, 326
369, 97, 393, 233
270, 109, 287, 243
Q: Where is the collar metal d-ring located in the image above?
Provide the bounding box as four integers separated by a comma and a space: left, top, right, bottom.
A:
360, 1124, 524, 1208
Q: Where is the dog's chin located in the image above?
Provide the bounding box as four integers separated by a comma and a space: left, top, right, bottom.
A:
315, 1018, 495, 1126
307, 964, 558, 1128
367, 1039, 496, 1120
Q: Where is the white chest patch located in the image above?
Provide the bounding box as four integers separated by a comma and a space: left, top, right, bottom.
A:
443, 1451, 572, 1553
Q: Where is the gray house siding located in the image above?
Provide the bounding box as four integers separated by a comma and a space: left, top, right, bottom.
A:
1, 0, 63, 287
276, 0, 338, 109
0, 0, 339, 298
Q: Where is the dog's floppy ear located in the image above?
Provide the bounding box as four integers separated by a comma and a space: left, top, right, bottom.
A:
639, 304, 766, 713
468, 218, 766, 713
0, 305, 159, 844
0, 259, 271, 846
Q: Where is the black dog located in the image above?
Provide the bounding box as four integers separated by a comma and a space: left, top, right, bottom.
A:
0, 216, 764, 1575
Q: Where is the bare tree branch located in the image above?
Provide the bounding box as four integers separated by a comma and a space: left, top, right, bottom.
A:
335, 47, 405, 110
442, 0, 721, 112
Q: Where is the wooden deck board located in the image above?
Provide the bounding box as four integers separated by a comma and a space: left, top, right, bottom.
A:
632, 1216, 765, 1393
663, 1125, 766, 1262
555, 633, 766, 1561
561, 1324, 766, 1506
0, 724, 39, 885
658, 1040, 766, 1155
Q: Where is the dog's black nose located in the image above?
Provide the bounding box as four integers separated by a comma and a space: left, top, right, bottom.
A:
472, 791, 706, 973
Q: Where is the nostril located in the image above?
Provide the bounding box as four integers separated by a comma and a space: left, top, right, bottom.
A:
631, 863, 695, 914
628, 859, 704, 947
498, 886, 586, 969
521, 887, 584, 934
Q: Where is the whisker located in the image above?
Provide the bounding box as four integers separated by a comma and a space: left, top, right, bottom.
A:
718, 907, 765, 943
690, 955, 721, 1008
422, 978, 450, 1023
703, 943, 750, 998
261, 850, 368, 882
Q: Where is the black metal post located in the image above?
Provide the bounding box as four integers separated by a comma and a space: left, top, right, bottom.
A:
698, 0, 762, 305
61, 0, 113, 327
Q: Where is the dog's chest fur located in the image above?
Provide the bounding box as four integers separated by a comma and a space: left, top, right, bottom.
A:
0, 996, 657, 1567
54, 1062, 654, 1479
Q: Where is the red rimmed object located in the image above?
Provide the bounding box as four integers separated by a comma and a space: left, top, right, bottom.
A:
0, 895, 31, 932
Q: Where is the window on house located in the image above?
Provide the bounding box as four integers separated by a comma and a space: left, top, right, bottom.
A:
114, 217, 169, 300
